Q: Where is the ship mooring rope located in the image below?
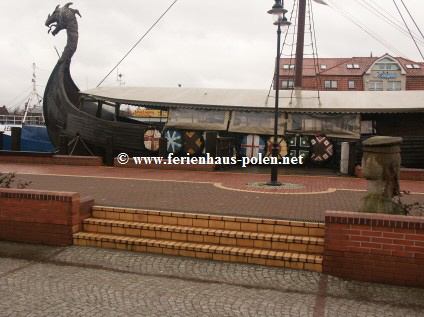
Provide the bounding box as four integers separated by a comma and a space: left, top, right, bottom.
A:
392, 0, 424, 60
96, 0, 179, 87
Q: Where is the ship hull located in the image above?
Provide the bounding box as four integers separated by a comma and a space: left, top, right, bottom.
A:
43, 61, 150, 156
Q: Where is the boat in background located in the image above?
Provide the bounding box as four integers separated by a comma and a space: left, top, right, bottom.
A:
0, 113, 55, 153
1, 62, 55, 153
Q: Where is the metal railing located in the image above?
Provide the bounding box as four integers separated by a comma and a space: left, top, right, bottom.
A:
0, 115, 45, 125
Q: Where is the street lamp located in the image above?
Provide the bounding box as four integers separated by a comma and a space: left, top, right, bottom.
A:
267, 0, 291, 186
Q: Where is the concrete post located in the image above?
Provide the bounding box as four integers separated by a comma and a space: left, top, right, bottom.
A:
340, 142, 349, 174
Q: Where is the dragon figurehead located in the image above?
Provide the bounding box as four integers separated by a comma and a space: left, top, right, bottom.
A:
45, 2, 81, 62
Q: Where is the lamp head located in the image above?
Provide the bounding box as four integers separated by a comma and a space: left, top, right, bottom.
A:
267, 0, 291, 29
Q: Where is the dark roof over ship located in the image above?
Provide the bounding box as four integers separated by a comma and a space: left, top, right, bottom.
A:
80, 86, 424, 114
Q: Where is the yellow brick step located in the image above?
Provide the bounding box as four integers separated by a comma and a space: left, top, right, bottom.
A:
91, 206, 325, 237
82, 218, 324, 253
73, 232, 323, 272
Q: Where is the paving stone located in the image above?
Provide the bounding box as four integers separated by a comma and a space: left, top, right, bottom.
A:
1, 242, 423, 316
4, 164, 423, 221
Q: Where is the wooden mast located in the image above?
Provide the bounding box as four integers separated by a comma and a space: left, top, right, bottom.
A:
294, 0, 307, 89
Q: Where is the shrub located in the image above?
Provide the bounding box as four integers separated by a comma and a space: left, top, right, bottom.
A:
0, 172, 31, 189
394, 190, 424, 216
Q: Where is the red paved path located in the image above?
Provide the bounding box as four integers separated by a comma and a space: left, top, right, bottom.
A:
2, 163, 423, 221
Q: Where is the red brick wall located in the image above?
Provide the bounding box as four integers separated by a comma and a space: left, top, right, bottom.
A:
0, 155, 103, 166
280, 75, 424, 90
0, 189, 94, 246
324, 211, 424, 288
406, 77, 424, 90
279, 76, 364, 91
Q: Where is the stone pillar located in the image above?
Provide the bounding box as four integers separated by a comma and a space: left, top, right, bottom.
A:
359, 136, 402, 214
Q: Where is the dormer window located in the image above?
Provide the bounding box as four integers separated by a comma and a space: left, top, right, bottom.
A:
413, 64, 421, 69
372, 58, 400, 71
283, 64, 295, 70
320, 64, 327, 69
347, 64, 353, 69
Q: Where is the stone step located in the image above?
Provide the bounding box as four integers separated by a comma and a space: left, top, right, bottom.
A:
82, 218, 324, 253
73, 232, 323, 272
91, 206, 325, 237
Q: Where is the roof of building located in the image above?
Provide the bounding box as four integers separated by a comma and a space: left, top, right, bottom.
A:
81, 86, 424, 113
0, 106, 9, 115
281, 55, 424, 77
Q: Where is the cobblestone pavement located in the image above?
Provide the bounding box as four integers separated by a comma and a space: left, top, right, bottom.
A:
1, 163, 424, 221
1, 241, 423, 317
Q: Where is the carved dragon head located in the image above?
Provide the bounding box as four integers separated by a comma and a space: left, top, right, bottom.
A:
45, 2, 81, 36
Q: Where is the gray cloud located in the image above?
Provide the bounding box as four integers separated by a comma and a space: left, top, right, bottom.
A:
0, 0, 423, 110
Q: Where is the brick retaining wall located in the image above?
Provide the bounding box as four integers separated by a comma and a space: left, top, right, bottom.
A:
114, 158, 216, 172
324, 211, 424, 288
355, 165, 424, 181
0, 155, 103, 166
0, 189, 94, 246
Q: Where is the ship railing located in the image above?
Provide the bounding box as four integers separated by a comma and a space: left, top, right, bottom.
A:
0, 115, 45, 126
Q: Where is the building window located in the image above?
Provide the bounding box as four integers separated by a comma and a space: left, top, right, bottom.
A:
369, 81, 383, 91
281, 80, 294, 89
361, 120, 376, 134
387, 81, 401, 91
320, 64, 327, 70
347, 64, 360, 69
348, 81, 355, 89
406, 64, 421, 69
324, 80, 338, 89
282, 64, 295, 70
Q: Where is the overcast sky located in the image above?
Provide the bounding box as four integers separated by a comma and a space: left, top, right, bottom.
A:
1, 0, 424, 110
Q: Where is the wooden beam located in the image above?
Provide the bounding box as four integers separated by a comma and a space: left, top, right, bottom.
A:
96, 101, 103, 118
115, 103, 121, 121
294, 0, 307, 89
11, 127, 21, 151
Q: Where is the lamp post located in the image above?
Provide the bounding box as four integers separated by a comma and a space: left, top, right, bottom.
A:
267, 0, 291, 186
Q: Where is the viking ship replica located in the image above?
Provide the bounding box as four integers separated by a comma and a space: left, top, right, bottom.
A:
43, 3, 424, 167
43, 3, 153, 156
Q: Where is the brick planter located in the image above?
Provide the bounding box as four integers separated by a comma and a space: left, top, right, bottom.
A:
0, 189, 93, 246
324, 211, 424, 288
